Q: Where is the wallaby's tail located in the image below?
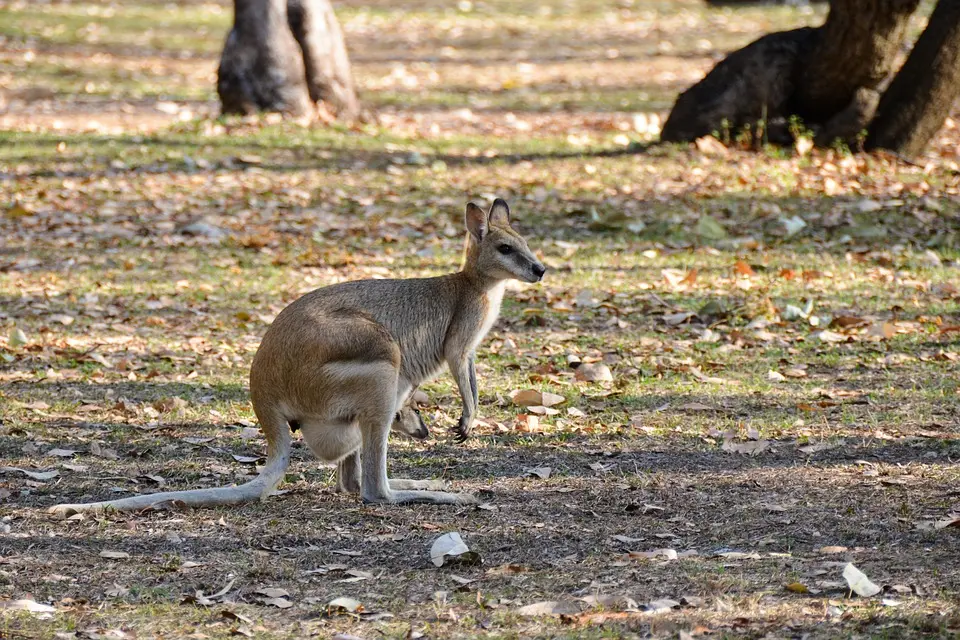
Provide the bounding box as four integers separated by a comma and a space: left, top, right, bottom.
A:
48, 412, 293, 518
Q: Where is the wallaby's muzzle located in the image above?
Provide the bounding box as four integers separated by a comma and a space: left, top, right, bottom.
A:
531, 262, 547, 282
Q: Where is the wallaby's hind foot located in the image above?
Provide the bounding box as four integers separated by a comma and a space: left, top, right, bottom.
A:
336, 477, 449, 495
389, 478, 449, 491
363, 489, 479, 506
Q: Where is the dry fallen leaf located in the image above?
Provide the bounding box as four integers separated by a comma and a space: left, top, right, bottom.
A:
263, 597, 293, 609
785, 582, 810, 594
510, 389, 543, 406
1, 466, 59, 481
817, 545, 848, 554
46, 448, 78, 458
100, 550, 130, 559
517, 600, 582, 616
430, 532, 481, 568
916, 514, 960, 530
326, 597, 363, 614
514, 413, 540, 432
734, 260, 755, 277
721, 440, 770, 456
645, 598, 680, 613
524, 466, 552, 479
575, 363, 613, 382
843, 562, 881, 597
629, 548, 678, 560
799, 442, 837, 455
867, 322, 896, 340
0, 599, 56, 614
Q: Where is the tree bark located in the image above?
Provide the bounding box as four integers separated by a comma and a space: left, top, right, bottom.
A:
659, 0, 960, 154
218, 0, 311, 116
793, 0, 921, 122
217, 0, 360, 121
661, 28, 817, 142
287, 0, 361, 122
867, 0, 960, 156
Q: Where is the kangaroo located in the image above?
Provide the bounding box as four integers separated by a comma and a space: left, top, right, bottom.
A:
50, 198, 545, 516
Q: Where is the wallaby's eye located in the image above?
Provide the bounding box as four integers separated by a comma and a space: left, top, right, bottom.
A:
497, 244, 513, 255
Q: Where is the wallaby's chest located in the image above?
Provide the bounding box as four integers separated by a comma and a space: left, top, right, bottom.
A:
473, 283, 505, 350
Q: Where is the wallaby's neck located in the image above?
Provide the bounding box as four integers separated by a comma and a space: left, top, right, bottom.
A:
459, 234, 500, 293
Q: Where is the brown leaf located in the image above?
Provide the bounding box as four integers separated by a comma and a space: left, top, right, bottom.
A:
785, 582, 810, 594
514, 414, 540, 432
817, 545, 848, 554
511, 389, 543, 406
830, 315, 866, 329
694, 135, 728, 157
575, 363, 613, 382
734, 260, 755, 277
867, 322, 896, 340
90, 442, 119, 460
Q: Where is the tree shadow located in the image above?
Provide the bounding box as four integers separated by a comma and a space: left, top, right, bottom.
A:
1, 129, 653, 180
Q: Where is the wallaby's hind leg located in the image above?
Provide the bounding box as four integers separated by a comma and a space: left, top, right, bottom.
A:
358, 406, 477, 505
336, 452, 446, 493
336, 452, 361, 493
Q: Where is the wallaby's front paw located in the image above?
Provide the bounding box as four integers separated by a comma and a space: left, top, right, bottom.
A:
453, 415, 472, 442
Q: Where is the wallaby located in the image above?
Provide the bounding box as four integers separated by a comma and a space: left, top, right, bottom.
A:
49, 198, 545, 516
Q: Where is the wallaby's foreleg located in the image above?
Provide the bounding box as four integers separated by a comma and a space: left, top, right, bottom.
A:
449, 352, 479, 441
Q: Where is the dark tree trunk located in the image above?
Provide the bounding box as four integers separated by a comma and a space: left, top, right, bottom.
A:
661, 0, 960, 156
217, 0, 360, 121
793, 0, 920, 122
661, 28, 816, 142
867, 0, 960, 156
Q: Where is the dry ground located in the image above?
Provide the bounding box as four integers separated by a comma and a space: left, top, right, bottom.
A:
1, 1, 960, 638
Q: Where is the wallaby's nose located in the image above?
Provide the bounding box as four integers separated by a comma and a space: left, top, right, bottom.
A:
533, 263, 547, 281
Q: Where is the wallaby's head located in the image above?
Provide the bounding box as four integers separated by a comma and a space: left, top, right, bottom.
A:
464, 198, 546, 284
392, 406, 429, 440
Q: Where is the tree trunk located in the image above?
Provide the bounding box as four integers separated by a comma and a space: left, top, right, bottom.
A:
218, 0, 311, 116
793, 0, 920, 122
217, 0, 360, 121
867, 0, 960, 156
287, 0, 361, 122
660, 28, 817, 142
659, 0, 960, 155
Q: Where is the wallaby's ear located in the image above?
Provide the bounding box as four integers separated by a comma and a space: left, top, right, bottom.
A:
489, 198, 511, 226
465, 202, 488, 241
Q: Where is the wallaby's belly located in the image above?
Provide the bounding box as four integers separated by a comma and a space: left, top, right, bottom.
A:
300, 418, 362, 462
